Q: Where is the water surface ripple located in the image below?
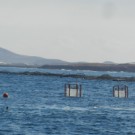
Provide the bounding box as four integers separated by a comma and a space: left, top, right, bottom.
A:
0, 67, 135, 134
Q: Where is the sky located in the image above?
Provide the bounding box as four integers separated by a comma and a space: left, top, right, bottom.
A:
0, 0, 135, 63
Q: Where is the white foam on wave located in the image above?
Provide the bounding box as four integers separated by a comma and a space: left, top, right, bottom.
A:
63, 106, 88, 111
12, 104, 135, 112
97, 106, 135, 111
44, 104, 89, 112
61, 69, 72, 72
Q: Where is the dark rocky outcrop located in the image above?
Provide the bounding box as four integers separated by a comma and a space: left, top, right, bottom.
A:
0, 71, 135, 82
41, 63, 135, 72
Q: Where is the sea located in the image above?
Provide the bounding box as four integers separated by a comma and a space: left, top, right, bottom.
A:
0, 67, 135, 135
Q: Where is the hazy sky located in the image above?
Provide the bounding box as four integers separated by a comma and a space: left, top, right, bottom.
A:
0, 0, 135, 63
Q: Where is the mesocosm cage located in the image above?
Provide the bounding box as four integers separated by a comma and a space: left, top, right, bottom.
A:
113, 85, 128, 98
64, 84, 82, 97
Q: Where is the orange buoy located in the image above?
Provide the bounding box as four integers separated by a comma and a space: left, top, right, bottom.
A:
3, 93, 8, 98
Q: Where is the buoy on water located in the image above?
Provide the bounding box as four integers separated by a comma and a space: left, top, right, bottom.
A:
3, 93, 9, 98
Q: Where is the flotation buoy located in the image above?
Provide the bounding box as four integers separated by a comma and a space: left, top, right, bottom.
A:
3, 93, 8, 98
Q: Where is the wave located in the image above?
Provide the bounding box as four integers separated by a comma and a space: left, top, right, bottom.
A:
17, 104, 90, 112
96, 106, 135, 111
0, 70, 135, 81
61, 69, 72, 72
23, 104, 135, 112
44, 105, 89, 112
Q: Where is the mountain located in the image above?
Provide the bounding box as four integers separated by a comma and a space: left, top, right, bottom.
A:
0, 47, 68, 66
1, 47, 135, 72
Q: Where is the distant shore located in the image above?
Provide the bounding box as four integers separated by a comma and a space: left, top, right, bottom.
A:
40, 63, 135, 72
0, 71, 135, 82
1, 63, 135, 72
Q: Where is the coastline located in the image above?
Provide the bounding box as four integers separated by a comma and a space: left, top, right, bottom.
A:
0, 70, 135, 82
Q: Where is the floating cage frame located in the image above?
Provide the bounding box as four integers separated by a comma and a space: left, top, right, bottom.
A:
64, 84, 82, 97
113, 85, 128, 98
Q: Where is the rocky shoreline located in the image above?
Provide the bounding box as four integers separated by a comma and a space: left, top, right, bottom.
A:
0, 71, 135, 82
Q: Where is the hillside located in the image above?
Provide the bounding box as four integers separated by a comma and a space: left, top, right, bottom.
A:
0, 47, 68, 66
1, 47, 135, 72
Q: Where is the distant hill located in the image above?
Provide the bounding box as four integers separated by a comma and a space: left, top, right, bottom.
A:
0, 47, 68, 66
1, 47, 135, 72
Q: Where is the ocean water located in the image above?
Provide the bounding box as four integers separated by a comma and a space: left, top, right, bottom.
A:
0, 67, 135, 135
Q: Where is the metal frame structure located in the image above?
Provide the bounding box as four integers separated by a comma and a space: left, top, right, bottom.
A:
113, 85, 128, 98
64, 84, 82, 97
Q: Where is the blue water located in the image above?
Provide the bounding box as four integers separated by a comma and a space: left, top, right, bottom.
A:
0, 67, 135, 135
0, 66, 135, 77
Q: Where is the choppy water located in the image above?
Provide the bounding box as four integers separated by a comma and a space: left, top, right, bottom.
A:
0, 67, 135, 135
